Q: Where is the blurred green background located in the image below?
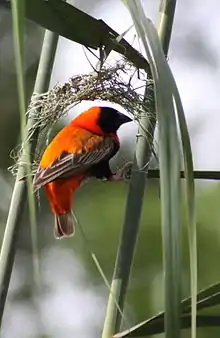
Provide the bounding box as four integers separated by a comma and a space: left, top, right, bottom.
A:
0, 0, 220, 337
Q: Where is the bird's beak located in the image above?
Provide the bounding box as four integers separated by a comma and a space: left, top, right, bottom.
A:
118, 112, 133, 125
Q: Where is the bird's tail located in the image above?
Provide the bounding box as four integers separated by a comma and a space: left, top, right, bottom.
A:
54, 211, 76, 239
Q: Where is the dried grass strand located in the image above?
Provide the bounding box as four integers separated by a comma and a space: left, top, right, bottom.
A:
9, 60, 154, 177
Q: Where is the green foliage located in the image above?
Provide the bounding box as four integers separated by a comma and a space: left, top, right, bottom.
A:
71, 181, 220, 337
121, 1, 195, 337
0, 0, 60, 327
0, 0, 219, 337
5, 0, 149, 71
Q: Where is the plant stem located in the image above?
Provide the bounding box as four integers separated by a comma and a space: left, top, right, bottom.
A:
129, 169, 220, 180
102, 1, 177, 336
101, 53, 156, 338
157, 0, 177, 57
0, 29, 59, 327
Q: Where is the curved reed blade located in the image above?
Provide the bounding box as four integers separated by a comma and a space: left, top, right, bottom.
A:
122, 1, 189, 337
113, 315, 220, 337
0, 21, 59, 330
112, 1, 196, 338
102, 0, 183, 337
9, 0, 40, 295
0, 0, 149, 72
0, 0, 40, 317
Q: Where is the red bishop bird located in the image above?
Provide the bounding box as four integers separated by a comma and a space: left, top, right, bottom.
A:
33, 106, 132, 239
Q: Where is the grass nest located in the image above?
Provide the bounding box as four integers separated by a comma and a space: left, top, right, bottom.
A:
9, 59, 154, 177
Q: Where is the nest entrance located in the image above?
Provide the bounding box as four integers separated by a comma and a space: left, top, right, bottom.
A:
9, 59, 153, 177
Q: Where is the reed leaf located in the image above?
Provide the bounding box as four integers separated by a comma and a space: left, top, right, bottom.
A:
171, 80, 197, 338
102, 83, 156, 338
146, 169, 220, 180
10, 0, 40, 291
149, 2, 197, 335
0, 25, 59, 326
101, 15, 156, 338
1, 0, 149, 72
158, 4, 197, 333
157, 0, 177, 56
125, 1, 197, 338
0, 0, 39, 316
102, 0, 184, 337
113, 315, 220, 337
121, 1, 185, 337
114, 280, 220, 338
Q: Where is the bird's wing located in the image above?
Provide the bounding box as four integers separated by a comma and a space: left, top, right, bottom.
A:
33, 135, 118, 190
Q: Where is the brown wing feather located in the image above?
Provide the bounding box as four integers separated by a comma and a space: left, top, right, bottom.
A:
33, 135, 118, 190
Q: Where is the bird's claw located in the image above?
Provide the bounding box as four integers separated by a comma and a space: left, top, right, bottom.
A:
99, 162, 133, 182
111, 162, 133, 181
111, 172, 123, 181
121, 162, 133, 181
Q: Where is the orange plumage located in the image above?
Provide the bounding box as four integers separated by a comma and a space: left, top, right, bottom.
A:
33, 106, 132, 239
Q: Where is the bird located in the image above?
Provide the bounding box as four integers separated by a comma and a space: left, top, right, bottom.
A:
33, 106, 132, 239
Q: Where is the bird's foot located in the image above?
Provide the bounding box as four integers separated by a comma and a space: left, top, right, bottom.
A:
111, 172, 123, 181
120, 162, 133, 180
110, 162, 133, 181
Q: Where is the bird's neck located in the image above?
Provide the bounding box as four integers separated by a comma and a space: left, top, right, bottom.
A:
71, 120, 120, 144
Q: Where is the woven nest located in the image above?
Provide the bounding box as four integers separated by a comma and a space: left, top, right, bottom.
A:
9, 59, 154, 177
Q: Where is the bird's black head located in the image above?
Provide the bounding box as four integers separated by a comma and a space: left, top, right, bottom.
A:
97, 107, 132, 134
